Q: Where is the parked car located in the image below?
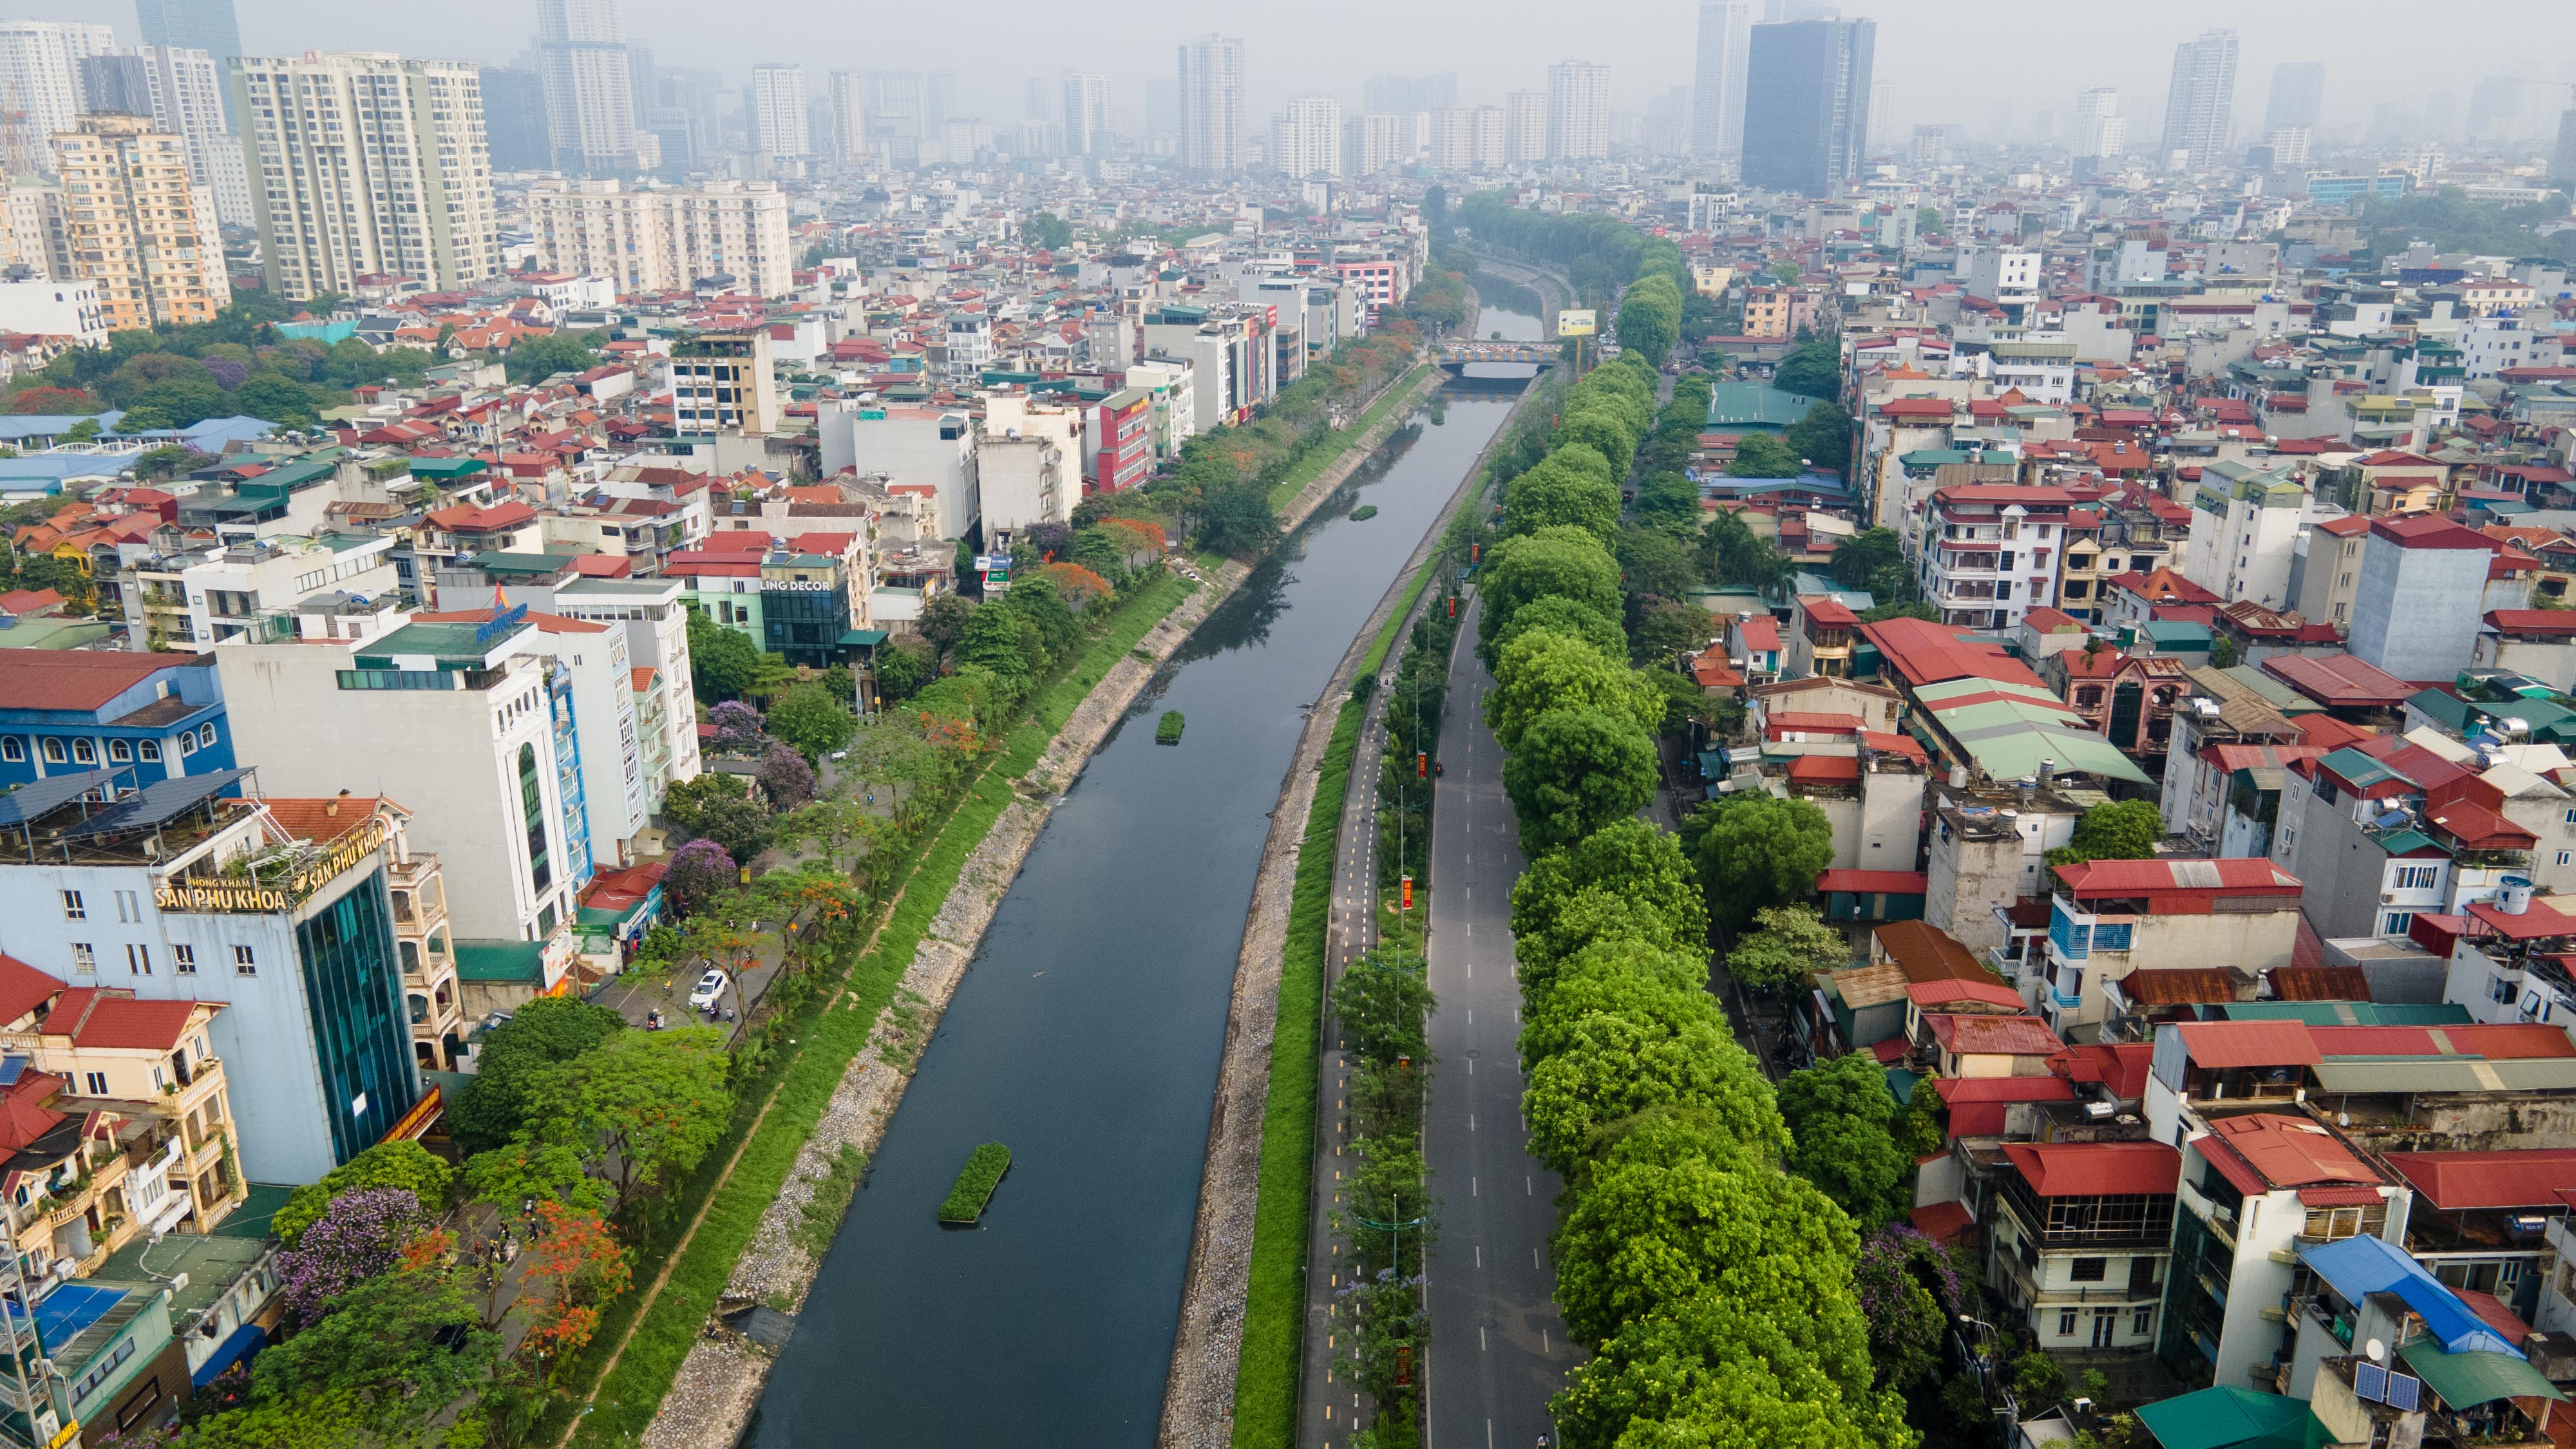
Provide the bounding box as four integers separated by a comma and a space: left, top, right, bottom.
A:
688, 969, 730, 1009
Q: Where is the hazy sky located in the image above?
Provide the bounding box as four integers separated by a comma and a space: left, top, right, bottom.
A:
12, 0, 2573, 137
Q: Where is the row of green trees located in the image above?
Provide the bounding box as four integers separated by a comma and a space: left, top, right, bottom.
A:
5, 294, 607, 432
1460, 198, 1908, 1446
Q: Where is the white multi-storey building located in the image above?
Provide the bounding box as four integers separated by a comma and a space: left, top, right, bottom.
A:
1271, 95, 1341, 179
524, 178, 793, 298
536, 0, 641, 172
1917, 484, 2081, 632
827, 69, 866, 162
1062, 71, 1110, 157
751, 63, 810, 156
0, 21, 116, 175
2073, 86, 2125, 166
231, 53, 500, 299
1356, 110, 1413, 176
127, 45, 252, 227
1689, 2, 1751, 156
2159, 27, 2239, 171
550, 576, 702, 809
0, 274, 103, 346
1505, 89, 1548, 164
1428, 106, 1506, 171
1546, 60, 1611, 160
2180, 460, 2311, 609
1177, 34, 1244, 173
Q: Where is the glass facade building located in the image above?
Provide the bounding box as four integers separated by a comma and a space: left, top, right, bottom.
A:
293, 870, 419, 1164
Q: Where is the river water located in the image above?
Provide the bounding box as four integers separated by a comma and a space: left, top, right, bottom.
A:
746, 356, 1531, 1446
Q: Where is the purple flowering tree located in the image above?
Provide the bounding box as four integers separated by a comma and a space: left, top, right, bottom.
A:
274, 1187, 425, 1325
1852, 1224, 1962, 1391
664, 838, 737, 917
708, 700, 764, 755
201, 357, 248, 390
757, 742, 816, 810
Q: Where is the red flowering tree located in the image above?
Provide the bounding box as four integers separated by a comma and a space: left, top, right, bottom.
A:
515, 1200, 630, 1383
9, 385, 101, 415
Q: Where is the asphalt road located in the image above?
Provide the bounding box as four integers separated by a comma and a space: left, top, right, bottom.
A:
1299, 606, 1408, 1448
1422, 594, 1572, 1449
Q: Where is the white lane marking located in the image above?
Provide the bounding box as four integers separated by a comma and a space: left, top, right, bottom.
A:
1534, 1247, 1542, 1268
1472, 1177, 1478, 1196
1475, 1245, 1481, 1267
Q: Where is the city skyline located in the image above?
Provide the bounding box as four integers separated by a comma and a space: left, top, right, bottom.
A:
1, 0, 2566, 143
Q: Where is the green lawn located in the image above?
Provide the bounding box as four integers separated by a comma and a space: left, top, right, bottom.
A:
1227, 692, 1362, 1447
558, 574, 1193, 1448
1267, 365, 1435, 509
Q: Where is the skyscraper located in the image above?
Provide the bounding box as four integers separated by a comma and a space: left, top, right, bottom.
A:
1504, 90, 1548, 165
1270, 95, 1340, 178
1177, 34, 1244, 173
0, 21, 118, 173
2263, 62, 2325, 135
1063, 72, 1110, 156
1546, 60, 1611, 161
133, 0, 238, 62
2553, 110, 2576, 184
232, 53, 500, 298
537, 0, 641, 173
53, 113, 223, 328
2072, 85, 2126, 175
109, 46, 253, 227
1689, 2, 1751, 156
1428, 106, 1506, 172
829, 70, 867, 163
482, 66, 554, 172
1363, 73, 1455, 115
1739, 17, 1876, 196
2159, 28, 2239, 171
751, 64, 808, 156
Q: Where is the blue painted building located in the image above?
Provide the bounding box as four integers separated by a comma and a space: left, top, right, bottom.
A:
0, 650, 232, 791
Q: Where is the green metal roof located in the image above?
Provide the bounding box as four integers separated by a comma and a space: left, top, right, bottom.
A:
2220, 1002, 2472, 1027
840, 629, 889, 647
2133, 1387, 2327, 1449
1705, 381, 1811, 431
452, 939, 545, 983
465, 552, 580, 576
210, 1182, 292, 1240
2399, 1340, 2568, 1408
408, 457, 489, 479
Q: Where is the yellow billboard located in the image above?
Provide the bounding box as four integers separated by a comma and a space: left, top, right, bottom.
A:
1557, 308, 1596, 337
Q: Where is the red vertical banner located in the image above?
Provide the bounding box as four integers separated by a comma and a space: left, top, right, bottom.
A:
1401, 876, 1413, 909
1446, 594, 1456, 620
1416, 752, 1426, 779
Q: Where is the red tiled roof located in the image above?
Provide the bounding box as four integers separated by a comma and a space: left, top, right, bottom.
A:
1927, 1013, 2065, 1056
2202, 1112, 2376, 1193
0, 650, 177, 711
2052, 857, 2300, 901
44, 989, 200, 1052
2266, 965, 2372, 1001
1787, 754, 1864, 786
2118, 968, 2244, 1005
1904, 977, 2020, 1010
2174, 1020, 2325, 1068
0, 955, 60, 1028
2384, 1150, 2576, 1211
2369, 515, 2499, 551
2262, 652, 2415, 708
261, 795, 388, 845
2003, 1141, 2182, 1197
2486, 610, 2576, 638
1909, 1200, 1975, 1244
2054, 1042, 2155, 1099
1817, 868, 1927, 898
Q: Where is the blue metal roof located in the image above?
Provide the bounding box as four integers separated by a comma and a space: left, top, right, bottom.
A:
192, 1323, 267, 1387
2298, 1233, 2522, 1356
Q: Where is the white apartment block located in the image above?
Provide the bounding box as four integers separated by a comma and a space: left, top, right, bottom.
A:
1505, 90, 1548, 164
1178, 34, 1245, 173
537, 0, 641, 171
1063, 72, 1110, 156
752, 63, 810, 156
134, 45, 252, 227
525, 178, 793, 298
549, 576, 703, 808
1430, 106, 1506, 172
1546, 61, 1611, 160
3, 181, 69, 276
0, 276, 104, 346
124, 533, 400, 651
1355, 111, 1413, 176
0, 21, 117, 174
1271, 95, 1341, 179
828, 70, 867, 162
232, 53, 500, 299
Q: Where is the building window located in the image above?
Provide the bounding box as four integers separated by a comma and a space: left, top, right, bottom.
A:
174, 944, 196, 975
2132, 1307, 2153, 1337
41, 738, 65, 763
108, 739, 131, 762
0, 737, 19, 762
2381, 911, 2414, 936
126, 944, 150, 976
84, 1072, 107, 1096
232, 945, 256, 975
2392, 865, 2440, 891
2058, 1310, 2078, 1338
138, 739, 160, 762
178, 732, 198, 757
197, 723, 217, 749
2071, 1257, 2108, 1282
71, 739, 96, 764
61, 890, 84, 920
73, 944, 95, 974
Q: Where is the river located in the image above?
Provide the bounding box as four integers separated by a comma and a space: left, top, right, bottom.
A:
745, 360, 1531, 1447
